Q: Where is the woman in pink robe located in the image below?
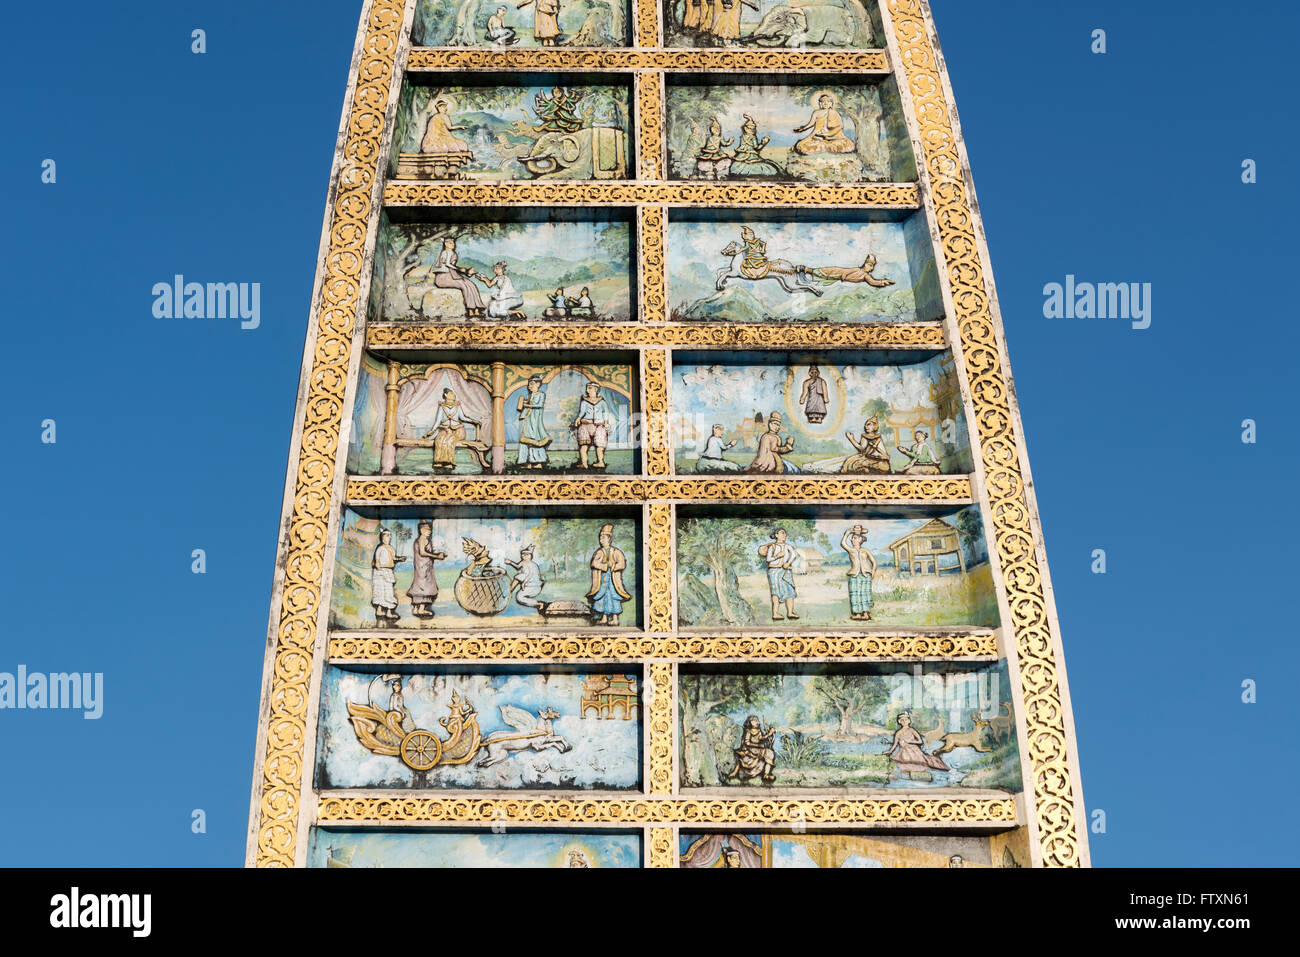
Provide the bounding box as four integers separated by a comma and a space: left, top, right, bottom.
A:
885, 712, 950, 777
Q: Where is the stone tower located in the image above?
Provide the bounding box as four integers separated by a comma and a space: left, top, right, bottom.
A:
247, 0, 1089, 869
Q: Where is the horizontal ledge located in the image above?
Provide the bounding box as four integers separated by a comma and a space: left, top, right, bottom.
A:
327, 632, 1000, 661
382, 181, 921, 208
316, 795, 1018, 825
365, 321, 946, 349
344, 475, 973, 505
406, 47, 891, 73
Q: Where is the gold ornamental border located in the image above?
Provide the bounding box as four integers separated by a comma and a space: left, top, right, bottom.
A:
316, 796, 1018, 825
344, 476, 974, 505
647, 663, 673, 794
885, 0, 1083, 866
327, 633, 1000, 661
365, 321, 946, 349
381, 181, 920, 208
406, 48, 890, 73
251, 0, 406, 868
648, 827, 675, 868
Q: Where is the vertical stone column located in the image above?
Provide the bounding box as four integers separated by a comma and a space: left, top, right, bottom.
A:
491, 361, 506, 473
381, 358, 400, 474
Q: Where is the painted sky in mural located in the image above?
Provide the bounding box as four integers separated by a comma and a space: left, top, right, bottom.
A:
672, 351, 971, 475
675, 506, 997, 629
679, 830, 1028, 868
666, 81, 914, 183
679, 662, 1021, 791
348, 355, 637, 476
414, 0, 632, 47
309, 828, 642, 868
332, 510, 641, 630
391, 81, 631, 182
662, 0, 879, 50
371, 217, 632, 322
668, 217, 938, 323
316, 668, 642, 790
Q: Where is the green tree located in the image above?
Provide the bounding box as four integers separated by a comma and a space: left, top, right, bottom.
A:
827, 84, 884, 170
677, 517, 825, 624
532, 518, 595, 579
384, 221, 530, 316
667, 86, 738, 174
809, 674, 887, 735
680, 673, 781, 785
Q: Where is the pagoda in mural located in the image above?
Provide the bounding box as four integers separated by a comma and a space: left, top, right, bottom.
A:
247, 0, 1089, 868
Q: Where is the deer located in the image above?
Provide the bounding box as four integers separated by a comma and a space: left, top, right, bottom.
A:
932, 714, 992, 755
985, 702, 1014, 746
920, 715, 945, 744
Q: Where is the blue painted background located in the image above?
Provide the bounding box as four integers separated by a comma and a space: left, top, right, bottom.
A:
0, 0, 1295, 866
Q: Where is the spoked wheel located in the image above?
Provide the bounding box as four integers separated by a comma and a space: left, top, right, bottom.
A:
399, 729, 443, 771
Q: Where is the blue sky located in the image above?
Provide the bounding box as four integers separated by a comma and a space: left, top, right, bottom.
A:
0, 0, 1295, 867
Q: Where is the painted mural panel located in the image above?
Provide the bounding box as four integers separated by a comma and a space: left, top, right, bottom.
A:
316, 668, 641, 790
680, 829, 1030, 868
666, 78, 916, 183
663, 0, 880, 50
370, 212, 633, 322
331, 508, 641, 630
667, 212, 941, 323
679, 662, 1022, 790
389, 79, 631, 182
414, 0, 631, 47
348, 353, 639, 475
672, 351, 971, 475
309, 829, 642, 868
675, 506, 998, 628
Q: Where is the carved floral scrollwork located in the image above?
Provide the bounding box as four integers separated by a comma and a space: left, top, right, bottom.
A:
382, 182, 921, 206
886, 0, 1083, 867
315, 796, 1019, 824
366, 322, 946, 349
405, 49, 890, 73
343, 477, 974, 504
327, 633, 1000, 661
252, 0, 407, 868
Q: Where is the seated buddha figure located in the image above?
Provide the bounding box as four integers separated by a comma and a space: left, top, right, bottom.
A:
420, 99, 471, 155
792, 93, 855, 155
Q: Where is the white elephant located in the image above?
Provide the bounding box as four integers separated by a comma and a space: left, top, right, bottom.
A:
749, 2, 869, 48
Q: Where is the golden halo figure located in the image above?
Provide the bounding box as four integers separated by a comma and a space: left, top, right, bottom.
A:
809, 89, 838, 110
794, 90, 855, 156
784, 358, 847, 438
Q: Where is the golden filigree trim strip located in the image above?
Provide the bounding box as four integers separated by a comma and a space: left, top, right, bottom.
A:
252, 0, 406, 868
636, 72, 664, 181
648, 827, 675, 867
327, 633, 1000, 661
635, 0, 659, 46
405, 49, 890, 72
638, 206, 667, 322
365, 321, 945, 349
886, 0, 1081, 867
382, 181, 920, 207
316, 797, 1019, 824
344, 476, 972, 504
642, 349, 671, 474
648, 663, 673, 794
646, 503, 674, 632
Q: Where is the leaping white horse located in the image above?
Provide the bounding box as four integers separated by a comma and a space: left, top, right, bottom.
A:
475, 704, 572, 768
715, 241, 825, 297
